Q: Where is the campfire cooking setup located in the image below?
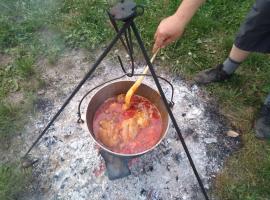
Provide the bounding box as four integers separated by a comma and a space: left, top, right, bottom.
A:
23, 1, 210, 199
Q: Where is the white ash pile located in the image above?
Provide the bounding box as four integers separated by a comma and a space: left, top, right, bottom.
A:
20, 50, 239, 200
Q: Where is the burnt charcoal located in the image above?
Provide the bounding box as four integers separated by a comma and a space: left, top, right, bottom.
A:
192, 134, 199, 142
166, 164, 170, 171
172, 153, 182, 164
162, 148, 171, 156
147, 165, 153, 172
34, 98, 53, 111
53, 135, 62, 143
184, 128, 194, 137
43, 136, 57, 147
140, 189, 147, 196
80, 167, 87, 175
174, 134, 180, 141
60, 177, 69, 189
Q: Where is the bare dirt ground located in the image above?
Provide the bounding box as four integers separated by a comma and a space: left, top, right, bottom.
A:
3, 49, 239, 200
0, 53, 12, 66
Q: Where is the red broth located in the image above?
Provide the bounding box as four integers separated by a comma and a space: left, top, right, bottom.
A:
93, 94, 163, 154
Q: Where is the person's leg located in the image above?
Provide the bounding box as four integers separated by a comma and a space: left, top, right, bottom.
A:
223, 44, 251, 74
255, 93, 270, 139
194, 0, 270, 85
222, 45, 251, 74
223, 45, 250, 72
193, 45, 250, 85
228, 45, 250, 63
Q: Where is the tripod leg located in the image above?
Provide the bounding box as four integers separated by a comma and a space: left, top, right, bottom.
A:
130, 21, 209, 200
23, 20, 133, 158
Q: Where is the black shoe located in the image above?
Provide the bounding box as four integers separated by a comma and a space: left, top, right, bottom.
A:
194, 64, 232, 85
255, 104, 270, 139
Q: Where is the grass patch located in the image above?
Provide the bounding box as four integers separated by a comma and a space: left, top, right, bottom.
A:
58, 0, 112, 49
0, 103, 23, 139
215, 137, 270, 200
0, 96, 35, 142
0, 1, 59, 198
0, 53, 38, 139
0, 0, 60, 139
0, 163, 31, 200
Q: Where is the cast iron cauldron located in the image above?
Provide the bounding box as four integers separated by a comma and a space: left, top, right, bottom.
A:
86, 81, 169, 179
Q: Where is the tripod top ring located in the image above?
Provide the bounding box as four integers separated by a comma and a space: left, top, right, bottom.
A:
109, 0, 138, 21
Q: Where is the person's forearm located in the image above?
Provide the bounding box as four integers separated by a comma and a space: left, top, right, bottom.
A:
174, 0, 206, 27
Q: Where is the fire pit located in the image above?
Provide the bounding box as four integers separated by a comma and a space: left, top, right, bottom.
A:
86, 81, 169, 179
22, 1, 211, 198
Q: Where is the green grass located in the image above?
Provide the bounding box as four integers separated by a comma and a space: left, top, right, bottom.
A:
0, 104, 23, 139
0, 0, 60, 139
0, 1, 61, 198
58, 0, 112, 49
215, 136, 270, 200
0, 54, 39, 139
0, 0, 269, 199
0, 163, 31, 200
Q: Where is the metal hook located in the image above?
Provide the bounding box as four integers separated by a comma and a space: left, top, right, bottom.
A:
77, 112, 85, 124
169, 101, 175, 108
117, 55, 127, 74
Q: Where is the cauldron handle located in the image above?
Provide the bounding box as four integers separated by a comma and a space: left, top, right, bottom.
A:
76, 74, 126, 123
77, 74, 175, 123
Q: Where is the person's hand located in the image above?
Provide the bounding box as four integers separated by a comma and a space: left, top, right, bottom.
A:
153, 14, 185, 53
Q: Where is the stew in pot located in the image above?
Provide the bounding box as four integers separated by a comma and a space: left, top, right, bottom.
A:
93, 94, 163, 154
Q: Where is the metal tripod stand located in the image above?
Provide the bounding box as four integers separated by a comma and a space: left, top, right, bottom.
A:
23, 1, 209, 199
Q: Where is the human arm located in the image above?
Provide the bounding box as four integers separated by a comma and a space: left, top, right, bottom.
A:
153, 0, 206, 53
